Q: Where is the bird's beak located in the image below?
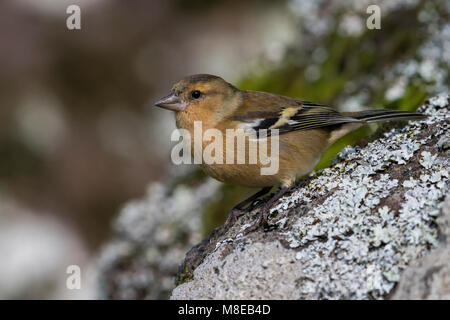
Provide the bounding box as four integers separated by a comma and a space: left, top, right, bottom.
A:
154, 92, 186, 111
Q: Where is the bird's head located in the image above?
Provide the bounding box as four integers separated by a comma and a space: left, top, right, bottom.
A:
154, 74, 240, 120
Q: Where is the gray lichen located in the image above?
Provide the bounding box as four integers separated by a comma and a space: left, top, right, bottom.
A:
392, 195, 450, 299
96, 175, 221, 299
171, 94, 450, 300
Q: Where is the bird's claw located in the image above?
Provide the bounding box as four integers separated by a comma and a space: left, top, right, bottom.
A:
243, 210, 271, 234
223, 207, 246, 230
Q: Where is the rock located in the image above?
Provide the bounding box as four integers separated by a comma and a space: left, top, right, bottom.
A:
391, 195, 450, 299
171, 94, 450, 300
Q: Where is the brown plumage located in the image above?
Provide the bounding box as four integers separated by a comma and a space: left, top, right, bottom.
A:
155, 74, 426, 232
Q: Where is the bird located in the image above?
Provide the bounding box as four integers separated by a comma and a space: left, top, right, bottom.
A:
154, 74, 426, 233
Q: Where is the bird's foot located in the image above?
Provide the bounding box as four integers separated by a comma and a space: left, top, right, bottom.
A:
221, 186, 273, 233
223, 207, 247, 230
243, 206, 272, 235
242, 186, 291, 234
243, 214, 268, 234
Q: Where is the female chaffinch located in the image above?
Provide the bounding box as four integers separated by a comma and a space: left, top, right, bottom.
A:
155, 74, 425, 232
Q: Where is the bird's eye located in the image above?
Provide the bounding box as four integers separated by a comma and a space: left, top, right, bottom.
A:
191, 90, 202, 99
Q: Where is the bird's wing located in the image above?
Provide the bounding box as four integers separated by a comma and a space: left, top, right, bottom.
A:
231, 91, 360, 135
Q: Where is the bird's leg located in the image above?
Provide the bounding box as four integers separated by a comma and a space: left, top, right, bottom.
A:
224, 186, 272, 228
244, 186, 291, 234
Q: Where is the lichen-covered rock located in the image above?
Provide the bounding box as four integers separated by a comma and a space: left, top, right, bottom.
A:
392, 195, 450, 299
171, 94, 450, 300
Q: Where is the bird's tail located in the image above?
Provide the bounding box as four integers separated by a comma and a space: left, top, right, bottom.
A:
345, 109, 427, 123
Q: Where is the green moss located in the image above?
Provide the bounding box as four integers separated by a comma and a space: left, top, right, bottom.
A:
177, 266, 194, 285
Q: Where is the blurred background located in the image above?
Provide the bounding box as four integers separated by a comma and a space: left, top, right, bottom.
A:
0, 0, 448, 299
